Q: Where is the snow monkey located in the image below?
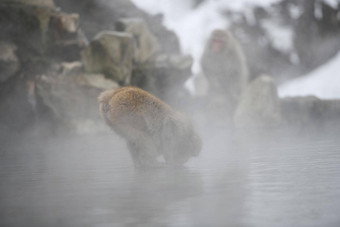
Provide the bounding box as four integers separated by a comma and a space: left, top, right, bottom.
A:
98, 87, 202, 168
201, 29, 249, 118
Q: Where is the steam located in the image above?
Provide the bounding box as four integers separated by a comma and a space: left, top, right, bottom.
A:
131, 0, 340, 100
131, 0, 282, 73
1, 1, 340, 226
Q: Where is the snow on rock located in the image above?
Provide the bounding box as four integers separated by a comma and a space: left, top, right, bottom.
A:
288, 3, 303, 19
314, 1, 323, 19
261, 20, 294, 54
260, 19, 300, 64
322, 0, 340, 9
131, 0, 283, 73
279, 51, 340, 99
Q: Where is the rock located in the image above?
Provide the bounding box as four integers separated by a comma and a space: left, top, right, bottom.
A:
0, 81, 37, 132
1, 0, 56, 9
35, 71, 119, 134
60, 61, 83, 75
0, 1, 83, 61
279, 95, 340, 130
54, 13, 79, 33
0, 3, 45, 55
0, 41, 20, 82
47, 11, 80, 42
131, 54, 193, 108
53, 0, 181, 54
46, 12, 84, 61
154, 54, 193, 106
234, 75, 282, 129
132, 54, 193, 89
74, 73, 120, 91
116, 18, 160, 63
81, 31, 134, 85
280, 96, 321, 128
153, 54, 193, 84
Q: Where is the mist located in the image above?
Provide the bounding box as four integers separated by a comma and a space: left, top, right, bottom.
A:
1, 0, 340, 226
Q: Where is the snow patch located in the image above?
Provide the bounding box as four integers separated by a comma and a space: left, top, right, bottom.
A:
288, 3, 303, 19
322, 0, 340, 9
279, 51, 340, 99
315, 1, 323, 20
261, 20, 294, 55
131, 0, 284, 73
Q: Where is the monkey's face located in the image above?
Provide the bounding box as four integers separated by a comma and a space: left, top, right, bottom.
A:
211, 38, 225, 53
188, 132, 202, 157
98, 90, 115, 110
172, 131, 202, 165
99, 103, 110, 114
98, 89, 116, 125
209, 29, 232, 53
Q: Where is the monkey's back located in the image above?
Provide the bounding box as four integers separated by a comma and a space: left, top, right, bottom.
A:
100, 87, 180, 137
98, 87, 202, 166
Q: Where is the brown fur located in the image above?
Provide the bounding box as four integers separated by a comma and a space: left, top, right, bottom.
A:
98, 87, 201, 168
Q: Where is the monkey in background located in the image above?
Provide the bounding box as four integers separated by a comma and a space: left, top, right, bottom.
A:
200, 29, 249, 120
98, 87, 202, 168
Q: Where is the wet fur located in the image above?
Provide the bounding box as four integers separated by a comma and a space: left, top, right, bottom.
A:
98, 87, 201, 168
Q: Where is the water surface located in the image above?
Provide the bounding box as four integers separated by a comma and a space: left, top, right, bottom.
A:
1, 128, 340, 226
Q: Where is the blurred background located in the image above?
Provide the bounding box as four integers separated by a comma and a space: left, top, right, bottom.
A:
1, 0, 340, 134
1, 0, 340, 226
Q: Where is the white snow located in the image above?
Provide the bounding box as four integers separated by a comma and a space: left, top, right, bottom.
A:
279, 51, 340, 99
288, 3, 303, 19
261, 19, 294, 54
260, 19, 300, 64
314, 1, 323, 20
131, 0, 340, 100
131, 0, 282, 73
322, 0, 340, 9
314, 0, 340, 19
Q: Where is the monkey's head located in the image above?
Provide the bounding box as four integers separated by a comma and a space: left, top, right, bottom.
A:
98, 89, 116, 114
169, 120, 202, 165
184, 129, 202, 157
175, 131, 202, 165
209, 29, 232, 53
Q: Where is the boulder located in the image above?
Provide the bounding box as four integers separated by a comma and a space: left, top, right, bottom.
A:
74, 73, 120, 91
0, 41, 20, 82
46, 11, 83, 61
280, 96, 340, 131
0, 1, 83, 61
0, 1, 83, 134
35, 70, 119, 134
53, 0, 180, 54
81, 31, 134, 85
116, 18, 160, 63
131, 54, 193, 108
59, 61, 83, 75
47, 12, 80, 41
0, 0, 56, 9
234, 75, 282, 129
280, 96, 322, 128
153, 54, 193, 86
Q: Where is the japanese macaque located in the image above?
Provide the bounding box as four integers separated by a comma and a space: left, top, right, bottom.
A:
98, 87, 202, 168
200, 29, 249, 118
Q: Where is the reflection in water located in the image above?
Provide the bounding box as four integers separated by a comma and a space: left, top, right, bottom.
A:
1, 128, 340, 226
